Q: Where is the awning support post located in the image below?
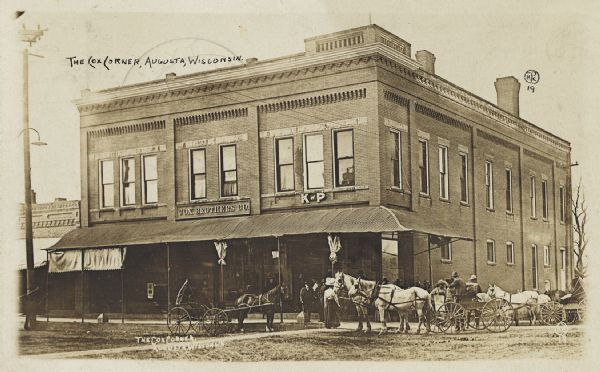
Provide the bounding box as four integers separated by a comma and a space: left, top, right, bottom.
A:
166, 243, 171, 312
81, 249, 84, 323
427, 235, 433, 285
277, 236, 283, 324
121, 247, 125, 324
45, 251, 49, 322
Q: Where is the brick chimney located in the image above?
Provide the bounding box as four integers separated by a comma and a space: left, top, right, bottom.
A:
494, 76, 520, 116
416, 50, 435, 74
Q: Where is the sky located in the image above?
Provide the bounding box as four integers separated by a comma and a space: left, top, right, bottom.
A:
1, 0, 600, 365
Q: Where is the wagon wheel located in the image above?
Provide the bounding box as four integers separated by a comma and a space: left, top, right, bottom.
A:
202, 308, 230, 336
436, 302, 466, 333
167, 306, 192, 335
425, 306, 442, 333
481, 298, 513, 333
467, 309, 485, 330
577, 299, 586, 322
539, 301, 564, 326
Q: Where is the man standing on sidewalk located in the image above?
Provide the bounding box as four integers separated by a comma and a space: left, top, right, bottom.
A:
300, 281, 313, 324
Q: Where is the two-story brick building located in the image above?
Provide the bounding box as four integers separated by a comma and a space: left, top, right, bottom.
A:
49, 24, 573, 318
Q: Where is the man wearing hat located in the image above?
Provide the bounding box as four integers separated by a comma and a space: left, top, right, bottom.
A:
448, 271, 467, 301
300, 281, 314, 324
466, 274, 482, 296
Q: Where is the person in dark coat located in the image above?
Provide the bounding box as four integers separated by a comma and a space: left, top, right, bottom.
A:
316, 278, 326, 322
448, 271, 467, 300
299, 281, 314, 324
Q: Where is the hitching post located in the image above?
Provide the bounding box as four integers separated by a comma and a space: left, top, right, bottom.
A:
277, 236, 283, 323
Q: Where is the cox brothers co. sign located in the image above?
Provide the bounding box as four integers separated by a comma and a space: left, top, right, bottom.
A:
177, 200, 251, 219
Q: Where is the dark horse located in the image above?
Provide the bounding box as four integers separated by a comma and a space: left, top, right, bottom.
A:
234, 283, 289, 332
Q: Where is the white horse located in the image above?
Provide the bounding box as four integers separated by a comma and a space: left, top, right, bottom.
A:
335, 271, 432, 335
487, 284, 540, 325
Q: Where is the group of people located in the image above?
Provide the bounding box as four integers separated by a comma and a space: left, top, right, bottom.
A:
299, 277, 341, 329
431, 271, 482, 300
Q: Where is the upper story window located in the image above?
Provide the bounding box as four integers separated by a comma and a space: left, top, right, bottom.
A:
559, 185, 566, 223
487, 239, 496, 264
190, 149, 207, 200
485, 160, 494, 209
530, 175, 537, 218
99, 160, 114, 208
438, 146, 449, 200
419, 139, 429, 195
304, 133, 324, 190
542, 180, 549, 220
142, 155, 158, 204
505, 168, 513, 213
459, 152, 468, 204
506, 241, 515, 265
441, 242, 452, 261
333, 129, 355, 187
121, 158, 136, 206
391, 131, 403, 189
275, 137, 294, 192
220, 145, 238, 197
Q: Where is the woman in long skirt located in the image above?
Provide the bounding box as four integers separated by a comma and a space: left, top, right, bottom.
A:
324, 279, 340, 328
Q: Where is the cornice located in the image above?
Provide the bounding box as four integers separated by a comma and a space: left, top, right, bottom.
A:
76, 43, 419, 114
374, 55, 570, 152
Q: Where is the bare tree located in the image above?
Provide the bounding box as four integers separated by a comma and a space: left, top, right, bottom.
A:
572, 179, 587, 278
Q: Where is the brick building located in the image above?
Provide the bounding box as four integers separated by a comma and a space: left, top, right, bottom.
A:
49, 25, 573, 317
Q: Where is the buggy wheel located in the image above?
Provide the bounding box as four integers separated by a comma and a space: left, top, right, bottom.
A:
539, 301, 564, 326
577, 299, 586, 322
202, 308, 230, 336
167, 306, 191, 335
467, 309, 485, 330
481, 299, 513, 333
436, 302, 466, 334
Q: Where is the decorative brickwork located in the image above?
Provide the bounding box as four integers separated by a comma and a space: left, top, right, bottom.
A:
258, 88, 366, 113
174, 108, 248, 127
415, 103, 471, 132
383, 90, 409, 107
88, 120, 165, 138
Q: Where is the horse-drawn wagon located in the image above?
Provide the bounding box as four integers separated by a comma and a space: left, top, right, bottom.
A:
166, 279, 288, 336
538, 277, 586, 325
431, 290, 514, 333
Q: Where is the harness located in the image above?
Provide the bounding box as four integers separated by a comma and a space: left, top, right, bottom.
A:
352, 279, 424, 311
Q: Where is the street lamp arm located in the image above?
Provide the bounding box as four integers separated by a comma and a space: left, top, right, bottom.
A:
17, 127, 43, 142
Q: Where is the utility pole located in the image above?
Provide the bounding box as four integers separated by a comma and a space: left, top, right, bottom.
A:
19, 23, 46, 331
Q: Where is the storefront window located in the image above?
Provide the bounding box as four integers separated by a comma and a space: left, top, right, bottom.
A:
334, 129, 355, 187
100, 160, 114, 208
190, 149, 206, 200
304, 133, 324, 189
142, 155, 158, 204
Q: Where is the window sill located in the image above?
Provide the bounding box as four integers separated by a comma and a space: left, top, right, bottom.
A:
440, 259, 452, 264
439, 198, 450, 204
419, 193, 431, 199
332, 185, 368, 192
544, 265, 551, 268
119, 206, 136, 211
487, 261, 497, 266
219, 196, 242, 202
530, 217, 538, 221
389, 186, 410, 194
506, 263, 515, 266
188, 198, 208, 204
98, 207, 117, 212
274, 191, 296, 197
460, 201, 469, 207
486, 208, 495, 212
542, 218, 549, 222
506, 211, 514, 216
141, 203, 159, 209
